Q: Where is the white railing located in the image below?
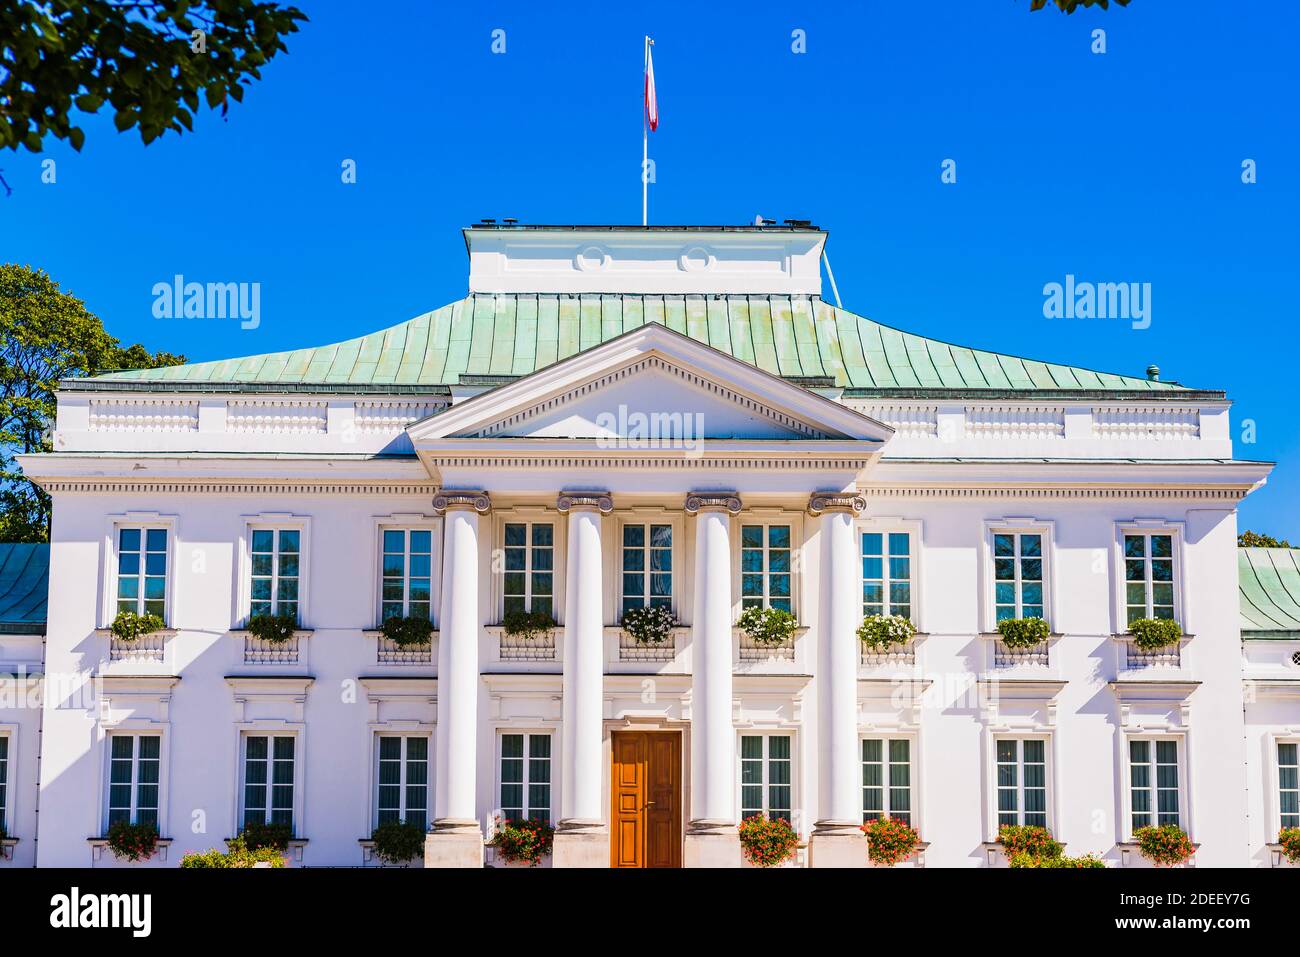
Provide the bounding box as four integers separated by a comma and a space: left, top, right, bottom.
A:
500, 629, 557, 661
244, 633, 301, 665
377, 636, 433, 665
993, 640, 1050, 669
618, 630, 677, 662
860, 644, 916, 668
110, 631, 167, 663
738, 631, 795, 662
1122, 639, 1182, 670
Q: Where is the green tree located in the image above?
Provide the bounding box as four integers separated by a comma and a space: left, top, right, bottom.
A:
1239, 530, 1293, 549
1030, 0, 1130, 10
1, 1, 306, 153
1, 264, 184, 541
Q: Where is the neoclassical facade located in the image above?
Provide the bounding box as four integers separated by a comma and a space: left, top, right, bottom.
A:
6, 222, 1292, 868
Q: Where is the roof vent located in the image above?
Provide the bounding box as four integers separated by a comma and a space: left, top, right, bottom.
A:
1146, 364, 1160, 381
753, 215, 776, 226
479, 218, 496, 224
503, 218, 518, 224
783, 218, 813, 228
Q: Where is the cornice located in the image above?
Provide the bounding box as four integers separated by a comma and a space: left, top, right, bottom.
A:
36, 479, 440, 495
868, 485, 1251, 501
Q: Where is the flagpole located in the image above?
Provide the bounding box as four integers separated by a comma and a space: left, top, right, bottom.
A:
642, 36, 649, 226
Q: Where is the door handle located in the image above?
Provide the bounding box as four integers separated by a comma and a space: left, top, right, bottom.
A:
644, 801, 655, 808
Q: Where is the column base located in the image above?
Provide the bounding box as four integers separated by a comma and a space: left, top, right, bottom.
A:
550, 819, 609, 868
684, 820, 742, 868
424, 819, 484, 868
809, 822, 868, 868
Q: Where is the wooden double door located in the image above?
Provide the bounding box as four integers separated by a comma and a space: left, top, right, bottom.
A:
611, 731, 682, 868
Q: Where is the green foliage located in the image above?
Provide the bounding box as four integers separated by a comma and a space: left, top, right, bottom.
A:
736, 605, 798, 646
1029, 0, 1130, 11
998, 824, 1063, 860
110, 610, 165, 641
246, 613, 297, 644
1239, 530, 1292, 548
1, 264, 184, 541
1127, 617, 1182, 650
106, 820, 159, 862
502, 609, 557, 641
370, 821, 425, 865
381, 614, 433, 647
1279, 827, 1300, 864
620, 604, 677, 645
0, 1, 307, 153
180, 834, 286, 868
862, 817, 921, 866
996, 616, 1051, 649
857, 613, 917, 652
737, 814, 799, 867
488, 817, 554, 866
240, 820, 292, 851
1010, 852, 1106, 868
1134, 824, 1196, 867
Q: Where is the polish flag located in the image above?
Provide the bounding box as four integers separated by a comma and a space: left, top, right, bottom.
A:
644, 40, 658, 132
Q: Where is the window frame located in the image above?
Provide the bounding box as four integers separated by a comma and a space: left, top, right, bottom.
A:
102, 731, 164, 832
0, 730, 10, 836
238, 515, 311, 629
238, 731, 300, 834
104, 515, 177, 627
1273, 736, 1299, 835
373, 732, 431, 830
618, 519, 676, 617
738, 731, 795, 824
736, 511, 802, 616
376, 519, 442, 627
1112, 522, 1186, 633
991, 735, 1051, 831
1123, 733, 1188, 839
1119, 528, 1179, 625
494, 511, 563, 622
981, 520, 1055, 632
860, 734, 916, 826
495, 730, 554, 825
248, 526, 304, 622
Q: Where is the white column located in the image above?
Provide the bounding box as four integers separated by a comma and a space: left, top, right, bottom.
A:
810, 492, 868, 867
427, 491, 489, 868
685, 492, 743, 867
553, 492, 612, 867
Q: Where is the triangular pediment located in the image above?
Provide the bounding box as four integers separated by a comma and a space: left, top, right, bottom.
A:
407, 323, 893, 445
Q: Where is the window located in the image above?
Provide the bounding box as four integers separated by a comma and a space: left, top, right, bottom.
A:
0, 735, 8, 834
1124, 533, 1175, 624
862, 532, 911, 620
993, 532, 1043, 622
116, 527, 167, 618
376, 736, 429, 830
499, 733, 552, 824
107, 734, 160, 828
740, 734, 792, 822
1278, 742, 1298, 830
995, 738, 1047, 828
243, 735, 295, 830
741, 524, 792, 613
250, 528, 301, 620
503, 523, 554, 617
621, 523, 672, 615
381, 529, 433, 622
862, 738, 912, 825
1129, 739, 1180, 830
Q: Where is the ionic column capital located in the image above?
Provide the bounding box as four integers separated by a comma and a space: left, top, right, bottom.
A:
808, 492, 865, 516
433, 490, 491, 514
556, 491, 614, 514
684, 492, 742, 515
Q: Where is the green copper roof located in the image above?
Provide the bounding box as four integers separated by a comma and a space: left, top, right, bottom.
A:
0, 543, 48, 633
1240, 547, 1300, 635
85, 294, 1193, 394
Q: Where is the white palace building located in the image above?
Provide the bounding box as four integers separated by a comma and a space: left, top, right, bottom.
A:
4, 222, 1297, 868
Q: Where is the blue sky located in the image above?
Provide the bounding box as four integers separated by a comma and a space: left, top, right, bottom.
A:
3, 1, 1297, 534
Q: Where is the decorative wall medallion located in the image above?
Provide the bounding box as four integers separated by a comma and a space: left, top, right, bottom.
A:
683, 492, 742, 515
432, 490, 492, 513
678, 246, 714, 272
574, 246, 610, 271
807, 493, 866, 515
556, 491, 614, 514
